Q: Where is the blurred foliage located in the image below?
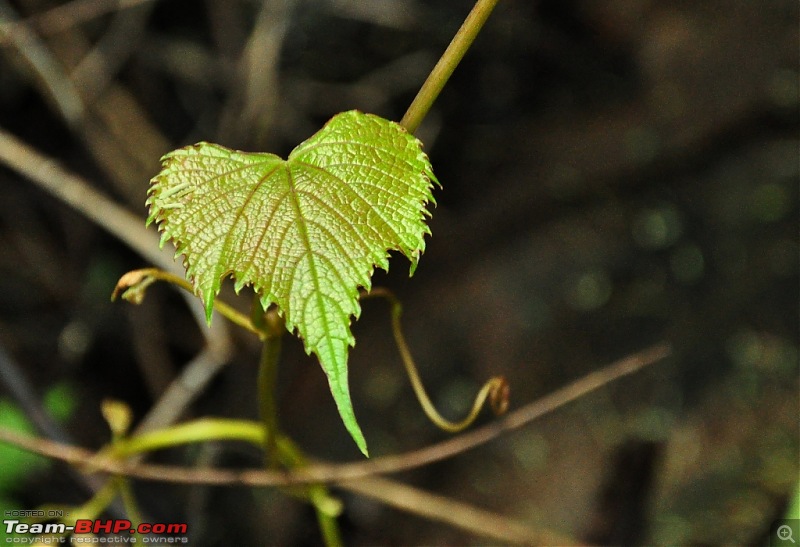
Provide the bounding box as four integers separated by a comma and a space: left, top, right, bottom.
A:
0, 383, 75, 542
0, 384, 75, 491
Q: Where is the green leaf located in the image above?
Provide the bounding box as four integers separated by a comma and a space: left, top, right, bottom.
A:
147, 110, 438, 455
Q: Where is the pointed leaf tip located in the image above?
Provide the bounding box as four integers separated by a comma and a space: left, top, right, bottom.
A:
147, 111, 437, 452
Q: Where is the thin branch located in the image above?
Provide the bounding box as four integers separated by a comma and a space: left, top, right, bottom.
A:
327, 0, 420, 30
0, 342, 670, 487
70, 0, 157, 102
216, 0, 293, 147
0, 344, 668, 543
0, 128, 172, 274
0, 0, 158, 41
0, 126, 231, 332
133, 347, 228, 435
342, 475, 578, 545
0, 427, 572, 546
0, 127, 233, 434
0, 0, 84, 125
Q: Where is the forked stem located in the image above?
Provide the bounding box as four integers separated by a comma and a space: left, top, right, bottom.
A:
400, 0, 501, 133
364, 288, 509, 433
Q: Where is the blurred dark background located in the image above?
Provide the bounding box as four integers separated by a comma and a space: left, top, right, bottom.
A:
0, 0, 797, 545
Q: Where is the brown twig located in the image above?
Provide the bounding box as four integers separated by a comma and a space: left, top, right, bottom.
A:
343, 475, 579, 545
0, 128, 170, 273
0, 424, 572, 545
0, 0, 84, 125
0, 342, 670, 487
0, 343, 668, 544
70, 0, 156, 103
0, 0, 157, 40
216, 0, 292, 148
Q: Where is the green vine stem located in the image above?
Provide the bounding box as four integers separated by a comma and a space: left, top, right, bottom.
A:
107, 418, 342, 546
116, 477, 145, 543
278, 436, 344, 547
112, 272, 341, 545
109, 418, 341, 515
27, 482, 124, 544
400, 0, 501, 133
99, 400, 145, 543
256, 304, 285, 467
110, 418, 263, 456
363, 288, 509, 433
250, 303, 342, 545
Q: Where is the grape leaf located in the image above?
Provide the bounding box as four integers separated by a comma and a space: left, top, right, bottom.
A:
146, 110, 438, 456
